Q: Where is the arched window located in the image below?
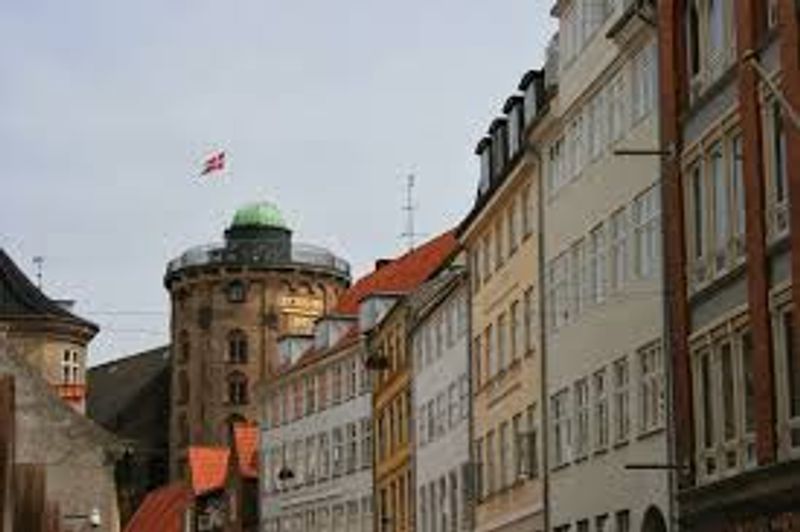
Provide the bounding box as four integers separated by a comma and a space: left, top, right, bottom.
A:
179, 330, 190, 363
228, 329, 248, 364
228, 371, 249, 405
177, 370, 189, 404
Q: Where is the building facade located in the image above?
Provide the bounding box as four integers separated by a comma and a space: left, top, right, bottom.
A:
261, 322, 374, 532
458, 70, 545, 532
538, 1, 669, 531
659, 0, 800, 529
368, 232, 457, 532
260, 231, 456, 532
165, 201, 350, 479
0, 248, 99, 412
410, 268, 472, 532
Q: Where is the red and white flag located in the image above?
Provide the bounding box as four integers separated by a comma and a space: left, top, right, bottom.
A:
200, 151, 226, 176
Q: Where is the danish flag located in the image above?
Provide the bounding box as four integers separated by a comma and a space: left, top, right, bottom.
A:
200, 151, 226, 176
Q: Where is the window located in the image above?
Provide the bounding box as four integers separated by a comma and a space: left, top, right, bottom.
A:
473, 336, 483, 389
588, 224, 607, 304
633, 185, 661, 279
608, 73, 626, 143
471, 249, 481, 293
497, 312, 507, 373
570, 239, 585, 318
574, 378, 590, 459
332, 427, 344, 477
549, 252, 570, 329
486, 430, 496, 494
227, 280, 246, 302
510, 301, 521, 362
485, 325, 495, 379
459, 375, 469, 420
593, 368, 609, 450
346, 422, 357, 473
499, 421, 509, 489
494, 219, 504, 271
609, 209, 628, 291
318, 433, 330, 480
448, 382, 458, 428
427, 400, 436, 443
769, 101, 789, 238
524, 287, 535, 355
578, 519, 590, 532
177, 371, 189, 404
449, 470, 458, 532
179, 330, 190, 363
475, 438, 485, 500
446, 303, 455, 348
596, 514, 609, 532
305, 376, 316, 415
227, 329, 248, 364
639, 343, 665, 433
318, 370, 329, 409
689, 162, 707, 264
420, 486, 428, 532
332, 364, 342, 403
615, 510, 630, 532
613, 357, 630, 443
508, 204, 518, 255
293, 381, 303, 420
227, 371, 248, 405
512, 413, 523, 480
632, 43, 657, 122
522, 185, 533, 237
686, 0, 735, 100
61, 350, 80, 384
436, 392, 447, 438
551, 389, 571, 467
730, 134, 746, 253
347, 357, 357, 398
697, 347, 716, 474
708, 144, 730, 272
482, 235, 491, 282
779, 309, 800, 449
526, 404, 539, 478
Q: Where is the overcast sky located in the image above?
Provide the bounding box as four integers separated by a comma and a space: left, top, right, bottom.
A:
0, 0, 556, 365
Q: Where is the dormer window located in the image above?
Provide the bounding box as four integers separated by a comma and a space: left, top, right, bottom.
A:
476, 138, 492, 196
504, 96, 525, 159
227, 280, 246, 303
519, 71, 542, 127
490, 119, 509, 178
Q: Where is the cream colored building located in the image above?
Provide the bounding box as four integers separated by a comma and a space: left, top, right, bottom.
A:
457, 70, 546, 532
535, 2, 669, 531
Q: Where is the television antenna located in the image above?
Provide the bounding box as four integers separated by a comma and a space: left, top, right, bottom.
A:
32, 256, 44, 290
400, 174, 423, 251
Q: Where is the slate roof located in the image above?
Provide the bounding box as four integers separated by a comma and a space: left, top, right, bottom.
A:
124, 482, 193, 532
333, 230, 458, 315
87, 345, 171, 429
0, 248, 98, 332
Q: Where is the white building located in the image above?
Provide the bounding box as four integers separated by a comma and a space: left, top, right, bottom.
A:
536, 1, 670, 531
261, 315, 374, 532
410, 269, 471, 532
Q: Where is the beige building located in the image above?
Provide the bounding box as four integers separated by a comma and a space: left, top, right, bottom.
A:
0, 248, 98, 413
457, 70, 546, 532
164, 201, 350, 479
535, 2, 669, 531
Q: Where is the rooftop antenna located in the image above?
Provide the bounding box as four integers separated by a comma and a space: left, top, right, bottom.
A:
400, 174, 422, 251
32, 256, 44, 290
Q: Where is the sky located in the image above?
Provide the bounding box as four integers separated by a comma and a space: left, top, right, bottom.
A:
0, 0, 556, 366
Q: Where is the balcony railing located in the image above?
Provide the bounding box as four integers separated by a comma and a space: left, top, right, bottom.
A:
166, 242, 351, 278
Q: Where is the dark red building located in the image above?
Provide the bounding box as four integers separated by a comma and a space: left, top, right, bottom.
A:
659, 0, 800, 529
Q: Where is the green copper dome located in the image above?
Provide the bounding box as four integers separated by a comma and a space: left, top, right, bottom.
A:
231, 201, 288, 230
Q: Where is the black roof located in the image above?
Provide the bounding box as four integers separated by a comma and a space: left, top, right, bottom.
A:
87, 345, 171, 428
0, 248, 98, 332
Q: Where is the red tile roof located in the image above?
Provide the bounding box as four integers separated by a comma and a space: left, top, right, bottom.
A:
333, 230, 457, 315
188, 446, 230, 496
233, 423, 259, 479
124, 482, 193, 532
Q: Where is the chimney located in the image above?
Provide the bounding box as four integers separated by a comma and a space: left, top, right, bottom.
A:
375, 259, 392, 271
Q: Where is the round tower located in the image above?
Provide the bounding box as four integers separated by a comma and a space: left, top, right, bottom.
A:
164, 201, 350, 479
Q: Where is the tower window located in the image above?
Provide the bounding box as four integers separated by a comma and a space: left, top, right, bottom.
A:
227, 280, 246, 303
61, 350, 80, 384
228, 372, 249, 405
228, 329, 248, 364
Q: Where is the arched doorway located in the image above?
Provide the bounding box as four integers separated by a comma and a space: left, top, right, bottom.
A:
641, 506, 667, 532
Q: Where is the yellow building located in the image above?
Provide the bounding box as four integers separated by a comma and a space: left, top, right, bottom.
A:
366, 232, 457, 532
457, 71, 546, 532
